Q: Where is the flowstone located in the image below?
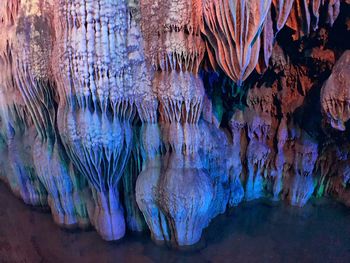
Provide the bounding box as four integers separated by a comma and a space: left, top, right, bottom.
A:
0, 0, 349, 247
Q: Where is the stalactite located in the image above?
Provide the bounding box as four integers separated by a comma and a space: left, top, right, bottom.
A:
272, 0, 295, 33
0, 0, 349, 249
202, 0, 272, 83
286, 0, 341, 40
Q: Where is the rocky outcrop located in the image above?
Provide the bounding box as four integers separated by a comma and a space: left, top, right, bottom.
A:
0, 0, 349, 247
321, 50, 350, 131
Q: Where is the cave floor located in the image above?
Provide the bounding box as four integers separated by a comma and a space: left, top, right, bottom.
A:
0, 182, 350, 263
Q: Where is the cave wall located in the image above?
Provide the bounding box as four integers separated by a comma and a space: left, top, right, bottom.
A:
0, 0, 349, 247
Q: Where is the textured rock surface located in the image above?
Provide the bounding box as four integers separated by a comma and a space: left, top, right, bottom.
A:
321, 50, 350, 131
0, 0, 349, 247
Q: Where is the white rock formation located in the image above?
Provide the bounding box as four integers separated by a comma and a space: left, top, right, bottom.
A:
0, 0, 349, 247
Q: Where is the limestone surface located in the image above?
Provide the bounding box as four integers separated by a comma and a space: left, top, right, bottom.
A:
0, 0, 349, 247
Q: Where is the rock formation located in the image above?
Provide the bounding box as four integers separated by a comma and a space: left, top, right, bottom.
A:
0, 0, 349, 247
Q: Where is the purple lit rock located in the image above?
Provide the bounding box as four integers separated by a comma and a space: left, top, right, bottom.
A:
0, 0, 349, 248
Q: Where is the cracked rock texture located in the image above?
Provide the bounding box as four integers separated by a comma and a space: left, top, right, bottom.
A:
0, 0, 349, 247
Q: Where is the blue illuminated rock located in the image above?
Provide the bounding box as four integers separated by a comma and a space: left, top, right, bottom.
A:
0, 0, 349, 248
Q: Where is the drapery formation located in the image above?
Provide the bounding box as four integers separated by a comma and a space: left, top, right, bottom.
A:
0, 0, 349, 247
